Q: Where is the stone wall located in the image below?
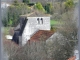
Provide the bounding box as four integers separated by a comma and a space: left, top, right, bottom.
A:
22, 17, 50, 46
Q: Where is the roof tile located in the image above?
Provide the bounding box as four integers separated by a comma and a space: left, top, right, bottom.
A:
28, 30, 54, 42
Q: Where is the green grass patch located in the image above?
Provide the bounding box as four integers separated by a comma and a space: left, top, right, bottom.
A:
50, 20, 64, 26
50, 20, 59, 26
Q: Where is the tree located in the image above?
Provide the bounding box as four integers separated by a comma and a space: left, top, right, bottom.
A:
13, 0, 19, 6
35, 2, 45, 12
57, 10, 78, 51
49, 5, 77, 60
65, 0, 74, 10
2, 3, 31, 27
23, 0, 30, 4
8, 18, 13, 27
46, 32, 75, 60
8, 32, 76, 60
45, 3, 54, 14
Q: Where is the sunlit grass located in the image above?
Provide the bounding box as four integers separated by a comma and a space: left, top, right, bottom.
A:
50, 20, 64, 26
50, 20, 59, 26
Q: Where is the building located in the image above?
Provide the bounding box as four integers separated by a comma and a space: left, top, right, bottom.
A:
12, 11, 53, 46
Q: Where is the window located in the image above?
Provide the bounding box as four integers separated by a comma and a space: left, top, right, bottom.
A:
41, 18, 43, 24
37, 18, 40, 24
37, 18, 43, 24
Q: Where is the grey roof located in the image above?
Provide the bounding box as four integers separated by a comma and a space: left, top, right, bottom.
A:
14, 24, 20, 31
20, 11, 51, 17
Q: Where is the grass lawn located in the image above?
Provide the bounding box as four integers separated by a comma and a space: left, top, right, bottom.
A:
50, 20, 64, 26
50, 20, 59, 26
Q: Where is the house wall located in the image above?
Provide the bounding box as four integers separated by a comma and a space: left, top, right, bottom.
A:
27, 17, 50, 30
21, 17, 50, 46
